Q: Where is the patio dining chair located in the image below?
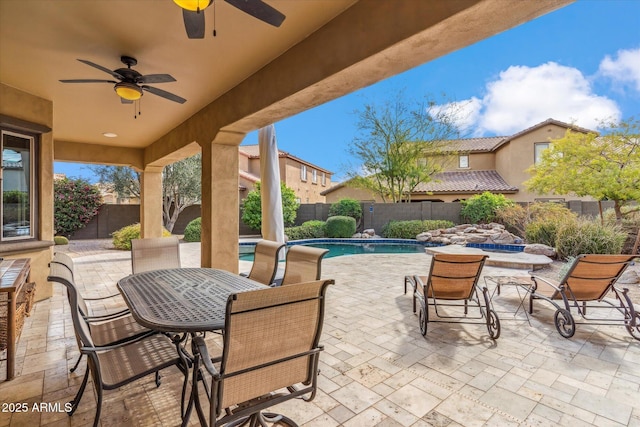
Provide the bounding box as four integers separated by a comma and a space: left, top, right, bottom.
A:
192, 278, 334, 427
240, 240, 285, 286
411, 254, 500, 339
529, 254, 638, 339
131, 236, 181, 274
48, 261, 185, 427
50, 253, 149, 373
279, 245, 329, 286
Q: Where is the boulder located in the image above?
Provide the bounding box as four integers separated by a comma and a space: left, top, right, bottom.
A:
463, 227, 478, 233
450, 235, 467, 244
416, 232, 432, 242
524, 244, 556, 257
490, 231, 517, 245
466, 235, 489, 244
618, 269, 639, 285
363, 229, 376, 236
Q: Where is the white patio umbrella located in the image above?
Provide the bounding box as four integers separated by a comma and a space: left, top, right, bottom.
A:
258, 124, 285, 249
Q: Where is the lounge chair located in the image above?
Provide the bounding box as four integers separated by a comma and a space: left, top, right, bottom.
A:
131, 236, 181, 274
279, 245, 329, 286
240, 240, 285, 286
48, 261, 184, 427
193, 279, 334, 426
529, 254, 638, 339
411, 254, 500, 339
51, 253, 149, 373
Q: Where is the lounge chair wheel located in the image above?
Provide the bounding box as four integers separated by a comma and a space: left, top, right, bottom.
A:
487, 309, 500, 340
625, 312, 640, 340
418, 304, 428, 336
554, 309, 575, 338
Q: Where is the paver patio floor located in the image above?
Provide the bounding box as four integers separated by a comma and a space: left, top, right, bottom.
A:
1, 242, 639, 426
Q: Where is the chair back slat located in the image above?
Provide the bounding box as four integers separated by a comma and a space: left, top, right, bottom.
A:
428, 254, 487, 300
218, 279, 333, 409
562, 254, 636, 301
281, 245, 329, 286
247, 240, 285, 285
131, 236, 181, 274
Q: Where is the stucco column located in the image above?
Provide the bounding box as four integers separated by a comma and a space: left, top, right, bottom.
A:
140, 166, 164, 238
201, 140, 239, 272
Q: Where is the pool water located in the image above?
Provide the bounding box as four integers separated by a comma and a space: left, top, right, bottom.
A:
239, 241, 429, 261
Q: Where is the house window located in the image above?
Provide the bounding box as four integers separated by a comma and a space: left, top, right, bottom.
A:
534, 143, 550, 164
312, 169, 317, 184
321, 172, 326, 186
300, 164, 307, 181
1, 130, 35, 241
458, 154, 469, 168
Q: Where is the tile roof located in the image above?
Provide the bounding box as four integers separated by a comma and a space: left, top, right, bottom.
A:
414, 170, 518, 193
239, 170, 260, 183
436, 136, 507, 153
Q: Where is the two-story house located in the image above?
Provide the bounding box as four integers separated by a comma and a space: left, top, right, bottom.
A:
322, 118, 594, 203
238, 145, 332, 204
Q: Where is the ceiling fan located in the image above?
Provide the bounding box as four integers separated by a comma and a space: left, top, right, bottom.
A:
59, 56, 186, 104
174, 0, 285, 39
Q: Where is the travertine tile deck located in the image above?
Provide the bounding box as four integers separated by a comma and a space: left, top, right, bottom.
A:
1, 241, 638, 426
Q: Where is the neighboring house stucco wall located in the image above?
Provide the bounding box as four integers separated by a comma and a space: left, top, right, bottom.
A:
323, 119, 598, 204
239, 145, 331, 204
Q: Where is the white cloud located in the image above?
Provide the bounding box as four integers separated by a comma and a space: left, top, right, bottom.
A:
441, 62, 621, 136
598, 47, 640, 92
429, 98, 482, 135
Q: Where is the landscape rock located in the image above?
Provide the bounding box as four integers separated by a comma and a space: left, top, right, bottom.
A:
491, 231, 517, 245
416, 232, 432, 242
363, 229, 376, 236
524, 244, 556, 257
618, 269, 639, 285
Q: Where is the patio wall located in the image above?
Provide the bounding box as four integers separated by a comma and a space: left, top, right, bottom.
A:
68, 200, 615, 239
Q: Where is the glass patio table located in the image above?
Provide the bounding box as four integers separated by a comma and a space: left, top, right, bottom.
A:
117, 267, 267, 426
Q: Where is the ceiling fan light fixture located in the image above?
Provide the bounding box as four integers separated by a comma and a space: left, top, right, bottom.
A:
114, 82, 143, 101
173, 0, 211, 12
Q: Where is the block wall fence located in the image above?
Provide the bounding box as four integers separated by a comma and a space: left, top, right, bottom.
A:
69, 200, 616, 240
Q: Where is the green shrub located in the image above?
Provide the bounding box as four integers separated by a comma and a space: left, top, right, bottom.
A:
555, 218, 627, 259
54, 178, 103, 237
496, 202, 576, 237
328, 199, 362, 225
381, 220, 455, 239
285, 220, 326, 240
241, 182, 298, 231
183, 217, 202, 242
325, 216, 356, 238
112, 223, 171, 250
460, 192, 514, 224
525, 221, 563, 247
54, 236, 69, 245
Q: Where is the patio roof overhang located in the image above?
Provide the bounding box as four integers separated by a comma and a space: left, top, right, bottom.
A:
0, 0, 573, 273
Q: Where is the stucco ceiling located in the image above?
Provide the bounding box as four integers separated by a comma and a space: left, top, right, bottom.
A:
0, 0, 356, 149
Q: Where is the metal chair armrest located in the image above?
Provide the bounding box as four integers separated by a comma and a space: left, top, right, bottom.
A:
84, 292, 122, 301
193, 336, 220, 377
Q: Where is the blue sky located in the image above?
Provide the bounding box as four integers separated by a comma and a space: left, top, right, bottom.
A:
56, 0, 640, 182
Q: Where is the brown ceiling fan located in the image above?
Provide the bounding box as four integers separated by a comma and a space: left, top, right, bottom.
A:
174, 0, 286, 39
59, 56, 186, 104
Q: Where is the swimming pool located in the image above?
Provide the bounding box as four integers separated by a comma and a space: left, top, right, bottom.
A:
239, 239, 438, 261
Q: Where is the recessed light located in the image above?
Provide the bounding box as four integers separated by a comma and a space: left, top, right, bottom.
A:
103, 132, 118, 138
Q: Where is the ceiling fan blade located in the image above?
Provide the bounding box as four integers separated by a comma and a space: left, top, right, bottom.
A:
142, 85, 186, 104
138, 74, 176, 84
77, 59, 124, 79
225, 0, 285, 27
59, 79, 116, 84
183, 9, 205, 39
